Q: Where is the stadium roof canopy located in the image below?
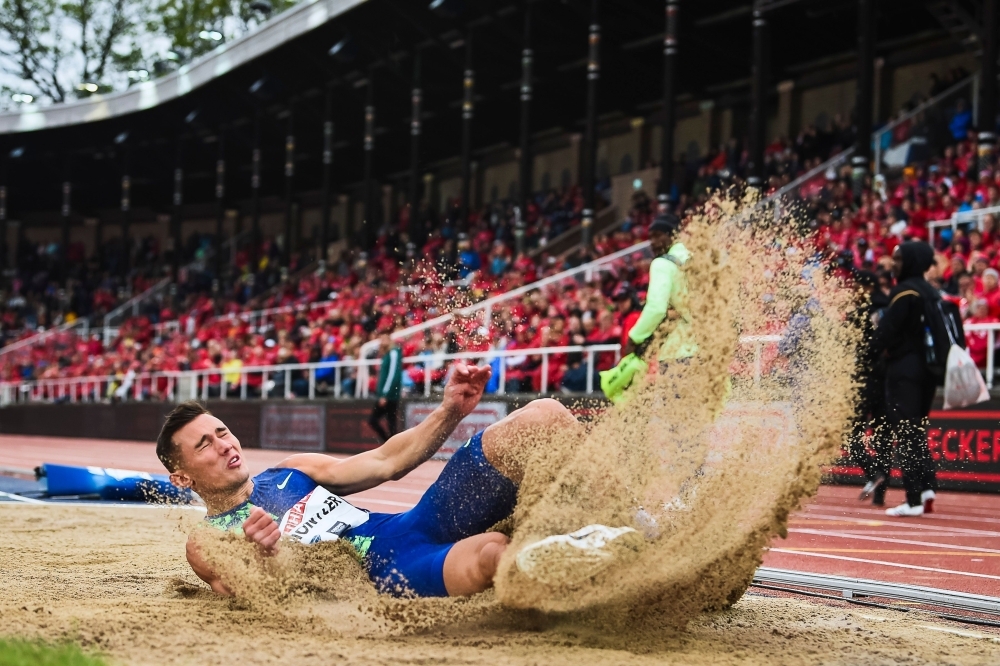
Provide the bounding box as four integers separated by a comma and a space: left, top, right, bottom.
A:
0, 0, 954, 220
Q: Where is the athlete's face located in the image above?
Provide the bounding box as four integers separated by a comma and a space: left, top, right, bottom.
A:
168, 414, 248, 496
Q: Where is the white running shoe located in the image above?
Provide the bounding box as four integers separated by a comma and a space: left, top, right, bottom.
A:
921, 489, 936, 514
515, 524, 642, 586
886, 503, 924, 517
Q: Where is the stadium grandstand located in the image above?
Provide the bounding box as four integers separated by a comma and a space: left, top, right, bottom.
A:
2, 0, 998, 404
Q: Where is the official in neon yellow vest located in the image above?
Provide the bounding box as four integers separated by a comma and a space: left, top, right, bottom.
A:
601, 213, 694, 402
625, 213, 696, 362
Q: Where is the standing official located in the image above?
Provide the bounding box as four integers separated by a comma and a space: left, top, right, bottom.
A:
369, 333, 403, 443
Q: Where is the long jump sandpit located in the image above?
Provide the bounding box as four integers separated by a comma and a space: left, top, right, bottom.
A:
3, 503, 998, 665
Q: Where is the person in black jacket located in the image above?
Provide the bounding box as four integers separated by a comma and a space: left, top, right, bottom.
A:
848, 270, 892, 506
872, 241, 939, 517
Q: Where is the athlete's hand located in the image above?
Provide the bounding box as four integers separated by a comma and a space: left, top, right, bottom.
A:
443, 362, 491, 418
243, 506, 281, 556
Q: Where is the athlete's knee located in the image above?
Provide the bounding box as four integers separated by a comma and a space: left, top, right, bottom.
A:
518, 398, 575, 428
476, 533, 509, 583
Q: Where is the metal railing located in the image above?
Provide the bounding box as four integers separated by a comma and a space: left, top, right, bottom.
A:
154, 299, 336, 337
873, 75, 974, 177
927, 204, 1000, 247
0, 336, 784, 406
769, 148, 855, 221
354, 240, 656, 392
102, 277, 171, 344
965, 321, 1000, 389
0, 316, 90, 359
102, 230, 252, 343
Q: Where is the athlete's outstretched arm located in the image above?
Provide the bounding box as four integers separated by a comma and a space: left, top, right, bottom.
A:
279, 362, 491, 495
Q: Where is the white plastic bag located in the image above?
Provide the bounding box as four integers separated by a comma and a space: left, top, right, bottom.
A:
943, 344, 990, 410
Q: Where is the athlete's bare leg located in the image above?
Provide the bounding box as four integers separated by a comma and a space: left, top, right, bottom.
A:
441, 398, 581, 595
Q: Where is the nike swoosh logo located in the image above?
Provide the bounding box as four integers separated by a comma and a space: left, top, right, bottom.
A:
277, 472, 293, 490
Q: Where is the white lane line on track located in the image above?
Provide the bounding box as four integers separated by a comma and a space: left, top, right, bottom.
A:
918, 625, 1000, 643
0, 501, 207, 511
798, 512, 1000, 538
788, 528, 1000, 554
0, 491, 46, 504
768, 548, 1000, 581
814, 505, 1000, 526
815, 530, 991, 537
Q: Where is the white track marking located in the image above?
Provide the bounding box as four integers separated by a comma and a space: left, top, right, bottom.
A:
918, 625, 1000, 643
798, 512, 1000, 538
768, 548, 1000, 581
789, 528, 1000, 554
0, 501, 206, 511
0, 490, 46, 504
820, 504, 1000, 526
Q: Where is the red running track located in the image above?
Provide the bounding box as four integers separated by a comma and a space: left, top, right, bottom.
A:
764, 484, 1000, 598
2, 435, 998, 598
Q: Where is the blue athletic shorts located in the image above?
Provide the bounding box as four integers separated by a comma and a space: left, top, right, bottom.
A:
346, 431, 518, 597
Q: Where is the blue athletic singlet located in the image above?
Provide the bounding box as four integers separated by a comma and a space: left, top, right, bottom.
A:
204, 431, 517, 597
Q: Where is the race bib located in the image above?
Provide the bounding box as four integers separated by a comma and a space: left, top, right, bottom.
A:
278, 486, 370, 545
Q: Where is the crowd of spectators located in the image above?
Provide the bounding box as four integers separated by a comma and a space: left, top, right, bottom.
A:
4, 68, 993, 398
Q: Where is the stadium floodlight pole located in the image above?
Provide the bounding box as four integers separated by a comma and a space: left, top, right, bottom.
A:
119, 137, 131, 279
172, 140, 184, 278
283, 107, 295, 268
460, 29, 475, 229
658, 0, 679, 212
320, 85, 334, 267
518, 2, 533, 218
250, 106, 262, 269
409, 50, 422, 225
61, 159, 71, 266
362, 69, 375, 248
581, 0, 600, 248
215, 127, 226, 279
0, 150, 7, 271
851, 0, 875, 200
747, 4, 768, 189
979, 0, 998, 173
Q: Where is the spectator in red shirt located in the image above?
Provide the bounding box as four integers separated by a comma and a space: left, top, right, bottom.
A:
613, 283, 641, 347
966, 299, 1000, 368
982, 268, 1000, 318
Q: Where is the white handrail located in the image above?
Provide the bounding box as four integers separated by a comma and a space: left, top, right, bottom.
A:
154, 299, 336, 337
873, 75, 975, 177
927, 204, 1000, 246
352, 240, 656, 394
0, 316, 89, 358
102, 276, 171, 344
964, 321, 1000, 389
0, 336, 790, 406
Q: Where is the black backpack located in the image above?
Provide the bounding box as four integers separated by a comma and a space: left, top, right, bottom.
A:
893, 287, 965, 385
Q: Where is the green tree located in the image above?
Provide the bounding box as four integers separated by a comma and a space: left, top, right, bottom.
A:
154, 0, 295, 60
0, 0, 148, 106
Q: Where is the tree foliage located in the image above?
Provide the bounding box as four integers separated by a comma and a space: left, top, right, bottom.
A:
0, 0, 147, 105
0, 0, 295, 108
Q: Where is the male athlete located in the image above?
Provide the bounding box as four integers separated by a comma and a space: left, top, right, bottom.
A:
158, 363, 629, 597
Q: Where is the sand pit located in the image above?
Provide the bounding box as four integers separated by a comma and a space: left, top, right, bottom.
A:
3, 503, 997, 665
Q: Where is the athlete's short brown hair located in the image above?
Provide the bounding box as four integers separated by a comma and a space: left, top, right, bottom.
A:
157, 401, 210, 472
